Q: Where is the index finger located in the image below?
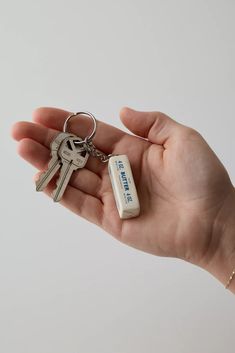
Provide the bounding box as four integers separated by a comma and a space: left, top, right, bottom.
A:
33, 107, 127, 155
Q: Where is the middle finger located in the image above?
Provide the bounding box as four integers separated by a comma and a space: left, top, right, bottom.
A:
13, 121, 106, 176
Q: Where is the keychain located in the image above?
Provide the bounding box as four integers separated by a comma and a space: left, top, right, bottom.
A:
36, 111, 140, 219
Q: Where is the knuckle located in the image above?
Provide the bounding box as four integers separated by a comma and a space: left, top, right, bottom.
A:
182, 126, 201, 139
149, 112, 167, 135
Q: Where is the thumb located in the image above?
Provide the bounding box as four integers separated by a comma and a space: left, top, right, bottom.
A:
120, 107, 184, 145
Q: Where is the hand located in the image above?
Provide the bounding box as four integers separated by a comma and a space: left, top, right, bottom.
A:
11, 107, 235, 282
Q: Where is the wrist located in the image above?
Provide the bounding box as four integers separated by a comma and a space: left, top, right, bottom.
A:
199, 188, 235, 293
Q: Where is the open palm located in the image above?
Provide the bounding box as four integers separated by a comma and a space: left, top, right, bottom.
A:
12, 107, 234, 267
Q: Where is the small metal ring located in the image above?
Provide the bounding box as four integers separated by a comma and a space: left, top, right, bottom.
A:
63, 111, 97, 143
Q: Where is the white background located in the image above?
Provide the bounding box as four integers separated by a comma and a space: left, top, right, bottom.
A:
0, 1, 235, 352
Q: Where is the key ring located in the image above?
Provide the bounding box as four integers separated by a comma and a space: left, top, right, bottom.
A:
63, 111, 97, 144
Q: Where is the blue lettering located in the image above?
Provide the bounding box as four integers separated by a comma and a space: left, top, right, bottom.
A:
120, 171, 129, 191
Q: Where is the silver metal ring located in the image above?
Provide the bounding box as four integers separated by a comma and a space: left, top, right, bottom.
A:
63, 111, 97, 143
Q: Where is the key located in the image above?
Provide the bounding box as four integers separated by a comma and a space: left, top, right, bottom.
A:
35, 132, 75, 192
52, 136, 89, 202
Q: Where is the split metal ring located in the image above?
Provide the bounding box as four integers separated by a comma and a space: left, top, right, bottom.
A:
63, 111, 97, 144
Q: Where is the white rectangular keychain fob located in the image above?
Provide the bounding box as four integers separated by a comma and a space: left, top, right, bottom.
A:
108, 155, 140, 219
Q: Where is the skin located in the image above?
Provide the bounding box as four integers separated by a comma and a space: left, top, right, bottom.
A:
11, 107, 235, 292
